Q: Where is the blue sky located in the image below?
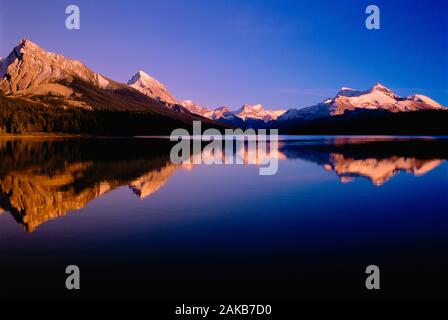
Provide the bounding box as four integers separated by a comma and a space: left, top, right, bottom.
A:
0, 0, 447, 110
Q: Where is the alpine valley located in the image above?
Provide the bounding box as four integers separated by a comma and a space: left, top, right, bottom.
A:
0, 39, 446, 135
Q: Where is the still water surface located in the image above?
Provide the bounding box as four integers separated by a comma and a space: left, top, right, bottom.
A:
0, 136, 446, 299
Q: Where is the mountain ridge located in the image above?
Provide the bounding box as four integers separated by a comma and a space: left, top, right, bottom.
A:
0, 38, 446, 135
124, 68, 287, 123
0, 38, 228, 135
277, 83, 446, 123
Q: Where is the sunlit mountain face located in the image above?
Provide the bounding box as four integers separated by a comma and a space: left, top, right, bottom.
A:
0, 137, 446, 232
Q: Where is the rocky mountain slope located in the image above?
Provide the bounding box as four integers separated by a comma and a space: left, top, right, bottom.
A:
0, 39, 226, 134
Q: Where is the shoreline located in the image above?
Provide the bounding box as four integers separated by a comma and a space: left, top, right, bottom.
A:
1, 133, 447, 140
0, 133, 92, 139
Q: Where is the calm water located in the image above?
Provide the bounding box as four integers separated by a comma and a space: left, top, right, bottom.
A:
0, 136, 447, 300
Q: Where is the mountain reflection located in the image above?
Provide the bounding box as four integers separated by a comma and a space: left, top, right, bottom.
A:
0, 138, 176, 231
0, 137, 446, 232
279, 138, 447, 186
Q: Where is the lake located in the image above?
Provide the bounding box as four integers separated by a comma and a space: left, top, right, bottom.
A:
0, 136, 447, 300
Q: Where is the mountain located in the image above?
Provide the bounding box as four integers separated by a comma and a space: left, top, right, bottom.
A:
0, 39, 168, 112
0, 39, 226, 135
0, 39, 113, 94
278, 83, 445, 122
126, 70, 286, 125
127, 70, 178, 105
180, 99, 213, 117
206, 106, 247, 127
127, 70, 211, 115
1, 38, 445, 135
209, 104, 285, 129
234, 104, 286, 122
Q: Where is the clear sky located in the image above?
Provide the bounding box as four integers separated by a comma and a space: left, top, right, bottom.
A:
0, 0, 447, 110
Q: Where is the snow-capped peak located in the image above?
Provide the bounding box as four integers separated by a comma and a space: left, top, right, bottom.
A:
126, 71, 219, 117
370, 82, 398, 98
130, 70, 161, 85
372, 82, 387, 90
128, 70, 166, 88
234, 104, 286, 122
236, 104, 264, 114
127, 70, 178, 104
278, 83, 446, 122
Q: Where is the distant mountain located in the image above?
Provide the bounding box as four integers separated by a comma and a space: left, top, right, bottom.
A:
278, 83, 445, 122
234, 104, 286, 122
126, 70, 286, 125
180, 99, 213, 117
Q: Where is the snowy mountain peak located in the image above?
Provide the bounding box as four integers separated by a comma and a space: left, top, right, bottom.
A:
130, 70, 161, 84
126, 71, 219, 117
334, 83, 444, 114
370, 83, 397, 97
127, 70, 178, 104
128, 70, 165, 88
372, 82, 387, 90
278, 83, 446, 122
251, 103, 264, 111
338, 83, 397, 98
238, 103, 264, 113
235, 104, 286, 122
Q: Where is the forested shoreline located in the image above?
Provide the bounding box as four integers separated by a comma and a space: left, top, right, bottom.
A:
1, 94, 447, 136
0, 95, 209, 135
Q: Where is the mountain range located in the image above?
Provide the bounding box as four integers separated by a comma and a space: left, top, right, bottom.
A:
0, 38, 446, 135
278, 83, 444, 121
127, 69, 287, 125
0, 39, 226, 135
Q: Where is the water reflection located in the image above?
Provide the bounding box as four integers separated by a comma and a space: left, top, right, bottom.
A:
0, 139, 176, 231
0, 137, 446, 231
280, 138, 447, 186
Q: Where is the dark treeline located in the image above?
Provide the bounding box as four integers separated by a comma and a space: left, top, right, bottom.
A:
278, 109, 448, 135
0, 95, 219, 135
1, 94, 447, 135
